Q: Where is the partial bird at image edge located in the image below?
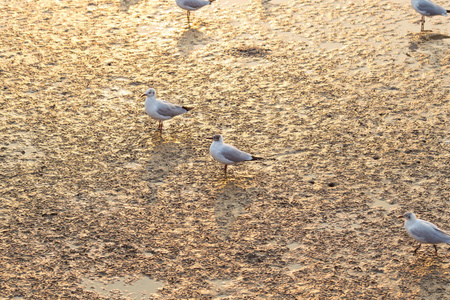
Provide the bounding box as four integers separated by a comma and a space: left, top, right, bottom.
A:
399, 212, 450, 255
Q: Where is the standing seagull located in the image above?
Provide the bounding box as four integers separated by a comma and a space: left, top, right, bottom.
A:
207, 134, 263, 175
176, 0, 216, 27
399, 212, 450, 255
142, 88, 192, 132
411, 0, 449, 31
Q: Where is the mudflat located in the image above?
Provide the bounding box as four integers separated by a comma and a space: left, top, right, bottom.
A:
1, 0, 449, 298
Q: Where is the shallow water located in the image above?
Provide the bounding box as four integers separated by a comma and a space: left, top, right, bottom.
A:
0, 0, 449, 298
82, 276, 163, 299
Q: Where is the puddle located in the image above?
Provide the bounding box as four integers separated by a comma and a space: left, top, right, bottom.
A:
335, 223, 361, 230
269, 0, 290, 5
303, 174, 316, 184
288, 263, 302, 271
369, 198, 398, 210
1, 135, 44, 168
124, 162, 142, 169
137, 26, 149, 35
366, 192, 399, 210
68, 242, 79, 250
319, 42, 345, 50
103, 87, 134, 98
274, 31, 312, 44
82, 276, 163, 299
220, 0, 252, 8
210, 279, 232, 298
239, 58, 273, 68
144, 252, 154, 257
209, 279, 232, 287
114, 76, 131, 82
287, 242, 301, 250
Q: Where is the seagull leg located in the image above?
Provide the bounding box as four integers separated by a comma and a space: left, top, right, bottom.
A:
158, 121, 163, 132
433, 245, 438, 255
224, 165, 227, 175
187, 11, 190, 27
413, 244, 421, 254
420, 16, 425, 32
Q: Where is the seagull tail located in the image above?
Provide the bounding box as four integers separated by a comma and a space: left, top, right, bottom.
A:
209, 0, 216, 3
251, 156, 264, 161
182, 106, 193, 111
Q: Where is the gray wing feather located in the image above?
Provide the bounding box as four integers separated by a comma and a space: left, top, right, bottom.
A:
417, 1, 447, 15
432, 227, 450, 242
221, 145, 252, 163
156, 101, 187, 118
182, 0, 210, 10
410, 223, 450, 243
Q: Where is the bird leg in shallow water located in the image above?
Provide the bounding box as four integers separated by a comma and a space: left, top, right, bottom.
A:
414, 244, 421, 254
421, 16, 425, 32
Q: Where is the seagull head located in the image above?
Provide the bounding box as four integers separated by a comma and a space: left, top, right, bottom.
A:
141, 88, 156, 98
206, 134, 223, 142
398, 212, 416, 221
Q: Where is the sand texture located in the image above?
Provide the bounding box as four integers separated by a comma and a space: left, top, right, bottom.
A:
0, 0, 449, 298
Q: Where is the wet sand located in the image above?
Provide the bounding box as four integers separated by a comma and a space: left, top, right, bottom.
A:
0, 0, 449, 298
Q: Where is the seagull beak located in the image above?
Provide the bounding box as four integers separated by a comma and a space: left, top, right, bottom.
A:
206, 137, 213, 140
141, 93, 147, 97
397, 215, 404, 218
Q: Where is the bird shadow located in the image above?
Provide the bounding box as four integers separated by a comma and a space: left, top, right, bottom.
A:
258, 0, 281, 18
256, 0, 290, 20
176, 28, 208, 55
397, 254, 450, 297
408, 31, 450, 42
406, 32, 450, 54
142, 139, 192, 202
119, 0, 141, 12
212, 180, 260, 240
147, 130, 164, 144
419, 32, 450, 41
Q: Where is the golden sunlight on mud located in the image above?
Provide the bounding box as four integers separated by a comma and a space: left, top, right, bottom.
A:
0, 0, 449, 298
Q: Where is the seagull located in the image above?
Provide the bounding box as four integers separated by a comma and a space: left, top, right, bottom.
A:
398, 212, 450, 255
141, 88, 192, 132
207, 134, 263, 175
411, 0, 449, 31
175, 0, 216, 27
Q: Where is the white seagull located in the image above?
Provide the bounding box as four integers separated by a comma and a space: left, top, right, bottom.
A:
175, 0, 216, 27
207, 134, 263, 175
399, 212, 450, 254
141, 88, 192, 132
411, 0, 449, 31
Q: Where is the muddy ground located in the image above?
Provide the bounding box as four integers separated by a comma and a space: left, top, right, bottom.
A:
0, 0, 449, 298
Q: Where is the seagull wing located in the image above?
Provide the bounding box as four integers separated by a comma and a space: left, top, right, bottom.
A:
220, 144, 252, 163
410, 221, 450, 244
416, 1, 446, 16
156, 100, 188, 118
181, 0, 210, 10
